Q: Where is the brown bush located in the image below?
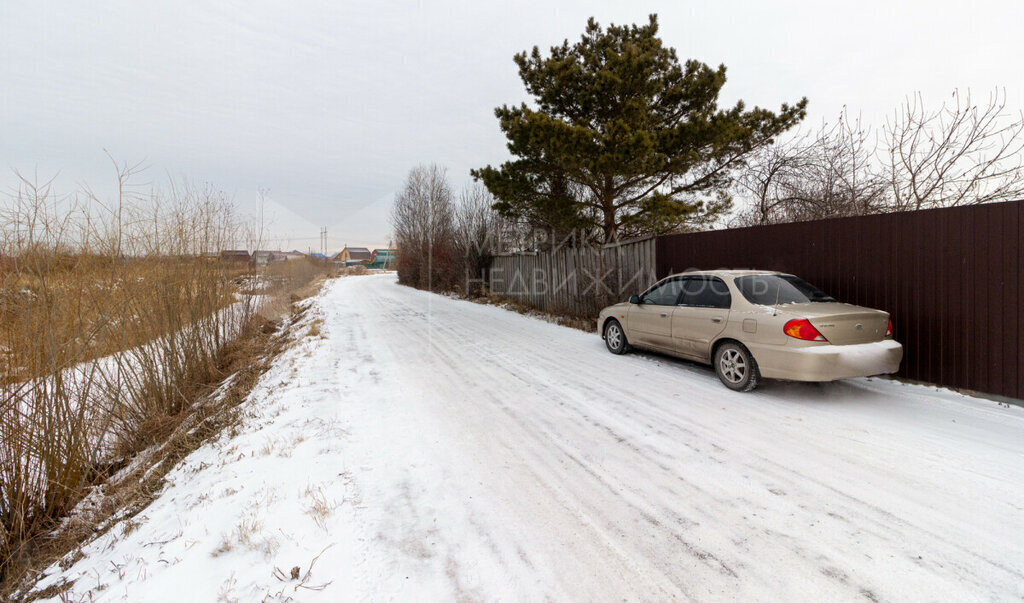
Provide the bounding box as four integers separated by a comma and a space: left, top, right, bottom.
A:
390, 164, 461, 292
0, 172, 329, 584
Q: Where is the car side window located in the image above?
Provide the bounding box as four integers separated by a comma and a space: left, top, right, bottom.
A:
679, 277, 732, 309
641, 277, 685, 305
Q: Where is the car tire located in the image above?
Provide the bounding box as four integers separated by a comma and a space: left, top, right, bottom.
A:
604, 319, 630, 355
714, 342, 760, 392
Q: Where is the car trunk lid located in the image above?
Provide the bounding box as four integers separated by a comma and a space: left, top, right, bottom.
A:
781, 303, 890, 345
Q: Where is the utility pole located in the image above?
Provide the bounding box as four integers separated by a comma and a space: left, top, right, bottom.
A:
320, 227, 327, 256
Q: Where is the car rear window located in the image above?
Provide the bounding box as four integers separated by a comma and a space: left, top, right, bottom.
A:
734, 274, 836, 305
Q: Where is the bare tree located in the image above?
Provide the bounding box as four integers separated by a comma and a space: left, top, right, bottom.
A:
733, 135, 808, 226
391, 164, 458, 291
788, 111, 888, 220
884, 89, 1024, 211
77, 153, 148, 257
734, 110, 887, 225
454, 182, 504, 295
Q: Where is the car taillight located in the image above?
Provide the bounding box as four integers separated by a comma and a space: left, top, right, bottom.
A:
886, 318, 893, 337
783, 318, 828, 342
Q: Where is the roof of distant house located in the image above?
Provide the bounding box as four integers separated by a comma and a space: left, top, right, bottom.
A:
344, 247, 373, 260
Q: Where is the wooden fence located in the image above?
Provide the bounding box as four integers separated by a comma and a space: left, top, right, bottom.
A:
488, 238, 657, 317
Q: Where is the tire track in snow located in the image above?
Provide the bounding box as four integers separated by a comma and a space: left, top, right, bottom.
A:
34, 274, 1024, 601
354, 274, 1024, 601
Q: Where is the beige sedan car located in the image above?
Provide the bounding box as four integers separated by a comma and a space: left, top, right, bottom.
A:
598, 270, 903, 391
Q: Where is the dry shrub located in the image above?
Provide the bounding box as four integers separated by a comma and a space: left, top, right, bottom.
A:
472, 288, 596, 333
262, 259, 330, 294
0, 171, 327, 585
5, 302, 304, 600
391, 164, 461, 292
339, 265, 367, 276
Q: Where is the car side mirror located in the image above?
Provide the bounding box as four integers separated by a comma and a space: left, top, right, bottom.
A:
629, 295, 641, 305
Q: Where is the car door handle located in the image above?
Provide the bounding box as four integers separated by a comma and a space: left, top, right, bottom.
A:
711, 317, 723, 323
660, 313, 668, 317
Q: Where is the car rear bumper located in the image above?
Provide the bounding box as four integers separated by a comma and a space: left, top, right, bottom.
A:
751, 339, 903, 382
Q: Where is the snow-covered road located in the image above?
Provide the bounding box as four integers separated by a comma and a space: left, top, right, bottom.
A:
38, 274, 1024, 601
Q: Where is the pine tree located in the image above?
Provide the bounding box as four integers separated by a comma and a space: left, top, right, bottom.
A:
472, 15, 808, 243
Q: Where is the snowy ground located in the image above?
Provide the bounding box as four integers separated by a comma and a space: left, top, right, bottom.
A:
34, 273, 1024, 601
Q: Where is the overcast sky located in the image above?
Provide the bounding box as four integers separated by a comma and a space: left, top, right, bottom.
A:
2, 0, 1022, 251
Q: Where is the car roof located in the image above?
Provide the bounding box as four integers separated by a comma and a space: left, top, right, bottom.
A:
667, 269, 791, 279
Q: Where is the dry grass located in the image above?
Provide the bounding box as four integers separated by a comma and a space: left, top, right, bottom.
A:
0, 257, 248, 382
306, 318, 324, 339
0, 255, 250, 579
338, 264, 368, 276
269, 545, 334, 595
302, 485, 339, 531
3, 291, 321, 600
466, 289, 597, 332
0, 171, 332, 592
213, 513, 272, 558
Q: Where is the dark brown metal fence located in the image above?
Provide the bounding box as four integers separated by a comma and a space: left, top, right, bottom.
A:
656, 200, 1024, 400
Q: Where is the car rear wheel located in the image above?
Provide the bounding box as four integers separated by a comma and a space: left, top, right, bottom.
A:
604, 319, 629, 355
714, 342, 760, 392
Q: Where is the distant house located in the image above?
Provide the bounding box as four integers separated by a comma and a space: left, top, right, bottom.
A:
308, 252, 327, 261
252, 250, 282, 266
251, 250, 308, 265
367, 248, 396, 269
220, 250, 251, 263
337, 246, 373, 265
